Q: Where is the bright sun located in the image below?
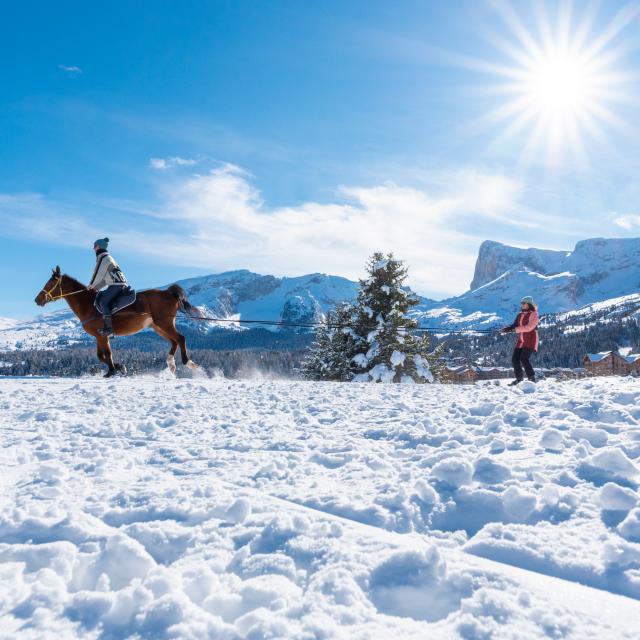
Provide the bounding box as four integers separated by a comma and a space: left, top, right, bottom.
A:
475, 1, 638, 166
526, 51, 594, 116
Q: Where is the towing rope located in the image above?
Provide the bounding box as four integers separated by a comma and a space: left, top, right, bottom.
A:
178, 312, 498, 335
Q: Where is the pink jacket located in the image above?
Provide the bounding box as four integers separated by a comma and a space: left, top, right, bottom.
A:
513, 309, 539, 350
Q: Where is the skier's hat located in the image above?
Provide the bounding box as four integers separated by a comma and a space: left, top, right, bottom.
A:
520, 295, 534, 305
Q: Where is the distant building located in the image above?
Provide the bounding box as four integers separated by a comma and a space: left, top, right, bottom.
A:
475, 366, 511, 381
443, 365, 477, 384
583, 351, 640, 376
441, 362, 587, 383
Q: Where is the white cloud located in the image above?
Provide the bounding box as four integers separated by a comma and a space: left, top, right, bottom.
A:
0, 164, 533, 296
127, 163, 526, 295
613, 213, 640, 230
149, 157, 198, 170
58, 64, 82, 76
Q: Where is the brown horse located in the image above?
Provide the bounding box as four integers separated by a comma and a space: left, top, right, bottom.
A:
35, 266, 199, 377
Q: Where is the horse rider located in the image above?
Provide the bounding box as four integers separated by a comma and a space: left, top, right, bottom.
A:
87, 238, 129, 337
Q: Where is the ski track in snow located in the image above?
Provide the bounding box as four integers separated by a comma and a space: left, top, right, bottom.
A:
1, 376, 640, 638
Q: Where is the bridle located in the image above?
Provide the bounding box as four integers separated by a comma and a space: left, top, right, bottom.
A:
40, 275, 86, 303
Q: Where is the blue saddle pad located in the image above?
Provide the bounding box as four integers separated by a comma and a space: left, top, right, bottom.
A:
94, 287, 137, 315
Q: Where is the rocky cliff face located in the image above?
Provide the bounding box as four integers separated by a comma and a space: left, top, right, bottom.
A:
470, 240, 568, 290
414, 237, 640, 330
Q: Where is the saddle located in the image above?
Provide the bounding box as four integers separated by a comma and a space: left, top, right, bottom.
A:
94, 286, 137, 315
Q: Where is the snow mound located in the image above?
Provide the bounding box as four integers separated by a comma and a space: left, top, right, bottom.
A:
579, 447, 640, 487
599, 483, 638, 512
618, 509, 640, 542
501, 486, 537, 522
430, 458, 473, 489
539, 428, 563, 451
473, 457, 512, 484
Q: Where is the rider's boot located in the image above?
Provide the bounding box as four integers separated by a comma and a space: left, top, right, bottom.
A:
98, 315, 114, 337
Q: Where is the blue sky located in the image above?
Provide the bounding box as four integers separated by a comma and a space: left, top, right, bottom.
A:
2, 0, 640, 318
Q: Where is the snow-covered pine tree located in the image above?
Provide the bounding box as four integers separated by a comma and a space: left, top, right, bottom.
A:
351, 252, 440, 383
301, 302, 359, 381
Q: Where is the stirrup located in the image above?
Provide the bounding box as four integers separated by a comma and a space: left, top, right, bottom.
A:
98, 316, 114, 337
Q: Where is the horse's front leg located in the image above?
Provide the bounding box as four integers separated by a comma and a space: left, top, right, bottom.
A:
96, 336, 117, 378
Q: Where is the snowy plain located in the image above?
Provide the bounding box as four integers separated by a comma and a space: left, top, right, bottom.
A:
1, 375, 640, 639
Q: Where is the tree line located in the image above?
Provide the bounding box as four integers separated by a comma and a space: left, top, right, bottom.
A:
0, 348, 305, 378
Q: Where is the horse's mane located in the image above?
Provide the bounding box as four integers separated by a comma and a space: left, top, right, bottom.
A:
63, 274, 88, 290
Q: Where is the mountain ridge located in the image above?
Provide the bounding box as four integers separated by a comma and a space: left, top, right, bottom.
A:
1, 237, 639, 350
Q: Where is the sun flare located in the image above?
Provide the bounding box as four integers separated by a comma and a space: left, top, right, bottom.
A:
525, 50, 595, 116
475, 1, 638, 166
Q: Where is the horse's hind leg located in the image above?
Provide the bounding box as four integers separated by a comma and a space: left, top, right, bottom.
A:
177, 331, 197, 369
151, 324, 178, 375
155, 319, 197, 370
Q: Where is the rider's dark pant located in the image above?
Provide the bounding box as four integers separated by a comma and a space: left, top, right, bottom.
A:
512, 347, 536, 381
96, 285, 126, 316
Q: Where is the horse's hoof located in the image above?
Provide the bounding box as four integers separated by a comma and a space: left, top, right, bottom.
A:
104, 370, 115, 378
186, 360, 198, 370
116, 364, 127, 376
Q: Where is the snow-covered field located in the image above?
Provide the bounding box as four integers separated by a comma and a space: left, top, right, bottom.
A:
2, 376, 640, 639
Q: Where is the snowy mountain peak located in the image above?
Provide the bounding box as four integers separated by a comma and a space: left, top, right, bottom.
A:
173, 270, 358, 326
471, 237, 640, 292
470, 240, 568, 290
0, 317, 17, 331
415, 236, 640, 330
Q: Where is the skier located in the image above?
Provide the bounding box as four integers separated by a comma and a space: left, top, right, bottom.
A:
87, 238, 129, 337
500, 296, 539, 385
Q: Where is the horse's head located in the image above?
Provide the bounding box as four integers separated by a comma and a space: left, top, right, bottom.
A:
35, 266, 63, 307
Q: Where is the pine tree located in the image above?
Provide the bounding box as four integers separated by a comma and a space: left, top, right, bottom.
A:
303, 252, 441, 383
301, 303, 359, 380
350, 252, 439, 382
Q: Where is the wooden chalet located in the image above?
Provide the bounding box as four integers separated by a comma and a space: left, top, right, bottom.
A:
583, 351, 640, 376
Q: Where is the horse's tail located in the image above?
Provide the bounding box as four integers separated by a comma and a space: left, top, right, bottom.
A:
167, 284, 201, 318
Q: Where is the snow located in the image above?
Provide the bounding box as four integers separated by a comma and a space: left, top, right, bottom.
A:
431, 458, 474, 489
585, 352, 612, 363
1, 376, 640, 638
600, 483, 638, 512
414, 354, 434, 383
539, 428, 564, 451
0, 317, 17, 330
618, 509, 640, 542
0, 309, 87, 351
579, 448, 640, 487
390, 349, 405, 367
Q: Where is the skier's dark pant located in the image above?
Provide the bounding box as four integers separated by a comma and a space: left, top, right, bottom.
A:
512, 347, 535, 381
96, 285, 126, 316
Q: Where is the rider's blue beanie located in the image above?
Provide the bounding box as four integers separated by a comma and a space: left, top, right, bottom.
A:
94, 238, 109, 250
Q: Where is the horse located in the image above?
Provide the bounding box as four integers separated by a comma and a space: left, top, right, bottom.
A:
35, 266, 199, 377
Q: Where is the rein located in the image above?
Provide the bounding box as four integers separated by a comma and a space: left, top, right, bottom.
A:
40, 277, 87, 303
